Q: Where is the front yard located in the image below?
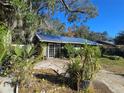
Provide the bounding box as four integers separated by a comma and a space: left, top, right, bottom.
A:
23, 57, 124, 93
31, 57, 124, 93
1, 56, 124, 93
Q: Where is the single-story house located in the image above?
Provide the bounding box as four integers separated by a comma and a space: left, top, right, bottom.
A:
35, 31, 100, 58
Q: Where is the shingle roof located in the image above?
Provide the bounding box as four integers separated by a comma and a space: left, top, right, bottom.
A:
36, 31, 99, 45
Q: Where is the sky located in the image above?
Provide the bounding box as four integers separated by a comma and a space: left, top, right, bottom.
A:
53, 0, 124, 38
87, 0, 124, 37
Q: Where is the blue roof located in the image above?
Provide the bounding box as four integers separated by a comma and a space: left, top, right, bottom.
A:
36, 31, 99, 45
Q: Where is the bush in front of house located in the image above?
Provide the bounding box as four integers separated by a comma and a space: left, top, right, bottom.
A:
103, 55, 122, 60
64, 44, 76, 59
100, 46, 124, 58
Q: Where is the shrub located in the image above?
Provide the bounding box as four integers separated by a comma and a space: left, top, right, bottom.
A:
64, 44, 76, 59
100, 46, 124, 58
103, 55, 122, 60
0, 23, 9, 64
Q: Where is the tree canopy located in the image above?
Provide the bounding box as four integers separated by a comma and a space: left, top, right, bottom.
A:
0, 0, 98, 44
114, 31, 124, 45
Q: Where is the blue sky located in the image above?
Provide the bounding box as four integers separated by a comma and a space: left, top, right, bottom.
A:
87, 0, 124, 37
53, 0, 124, 38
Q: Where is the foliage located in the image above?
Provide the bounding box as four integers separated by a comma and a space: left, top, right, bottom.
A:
0, 23, 11, 64
0, 44, 38, 93
114, 31, 124, 45
67, 45, 101, 92
78, 29, 108, 41
66, 25, 109, 41
0, 43, 7, 65
0, 23, 7, 42
103, 55, 122, 60
45, 19, 66, 35
10, 56, 34, 91
89, 31, 108, 41
64, 44, 76, 59
35, 43, 47, 61
14, 46, 24, 57
101, 46, 124, 57
0, 44, 35, 76
74, 25, 90, 39
1, 0, 98, 28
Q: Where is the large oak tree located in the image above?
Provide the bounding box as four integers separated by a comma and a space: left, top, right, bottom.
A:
0, 0, 98, 44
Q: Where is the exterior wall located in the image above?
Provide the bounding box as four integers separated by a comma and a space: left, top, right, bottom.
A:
42, 45, 47, 57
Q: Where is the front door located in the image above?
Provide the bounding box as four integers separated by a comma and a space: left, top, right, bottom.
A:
48, 43, 61, 58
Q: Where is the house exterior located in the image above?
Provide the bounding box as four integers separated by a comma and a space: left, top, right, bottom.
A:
35, 31, 99, 58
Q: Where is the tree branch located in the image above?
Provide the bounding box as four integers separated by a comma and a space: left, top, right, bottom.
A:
0, 0, 14, 9
59, 0, 86, 14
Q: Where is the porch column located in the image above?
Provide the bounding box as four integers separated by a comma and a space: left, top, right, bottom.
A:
54, 44, 55, 57
47, 44, 49, 58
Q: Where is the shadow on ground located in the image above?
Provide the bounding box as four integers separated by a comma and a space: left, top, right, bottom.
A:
34, 73, 92, 91
34, 73, 67, 85
34, 73, 77, 89
115, 73, 124, 77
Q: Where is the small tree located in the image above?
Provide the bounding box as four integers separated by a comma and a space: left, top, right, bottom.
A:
67, 44, 101, 92
9, 45, 36, 93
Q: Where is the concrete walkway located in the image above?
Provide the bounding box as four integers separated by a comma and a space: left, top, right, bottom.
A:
34, 58, 69, 74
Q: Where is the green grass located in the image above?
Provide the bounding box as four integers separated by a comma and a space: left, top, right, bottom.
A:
98, 56, 124, 74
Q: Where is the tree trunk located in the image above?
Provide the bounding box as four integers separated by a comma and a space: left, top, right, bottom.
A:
77, 78, 80, 92
14, 82, 18, 93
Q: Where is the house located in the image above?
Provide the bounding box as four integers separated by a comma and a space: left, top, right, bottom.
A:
35, 31, 99, 58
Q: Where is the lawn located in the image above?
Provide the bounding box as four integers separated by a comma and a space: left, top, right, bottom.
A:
99, 56, 124, 74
